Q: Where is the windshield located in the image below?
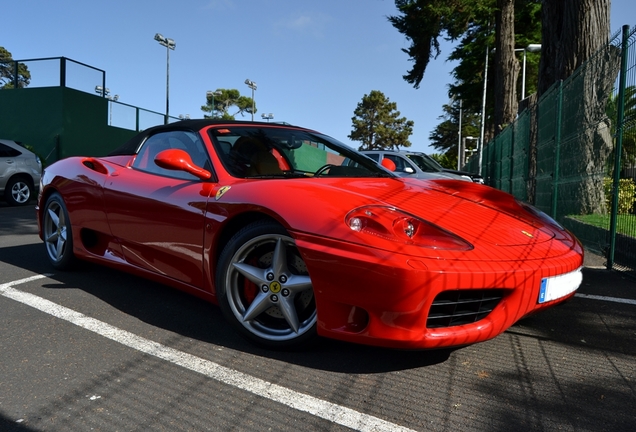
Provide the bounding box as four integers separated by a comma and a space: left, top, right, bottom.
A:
405, 154, 442, 173
420, 153, 445, 170
209, 126, 393, 179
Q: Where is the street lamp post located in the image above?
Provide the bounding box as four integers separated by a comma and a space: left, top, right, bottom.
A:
206, 90, 222, 118
515, 43, 541, 100
461, 136, 478, 168
261, 113, 274, 122
457, 99, 463, 170
478, 45, 490, 177
244, 79, 257, 121
478, 43, 540, 176
95, 86, 119, 125
154, 33, 176, 125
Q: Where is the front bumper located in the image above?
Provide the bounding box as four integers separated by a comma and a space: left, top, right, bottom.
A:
294, 232, 583, 349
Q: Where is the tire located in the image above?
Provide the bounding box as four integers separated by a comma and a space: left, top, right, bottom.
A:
4, 177, 33, 206
216, 220, 317, 348
42, 193, 76, 270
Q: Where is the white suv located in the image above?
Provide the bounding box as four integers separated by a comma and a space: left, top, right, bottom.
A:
0, 139, 43, 206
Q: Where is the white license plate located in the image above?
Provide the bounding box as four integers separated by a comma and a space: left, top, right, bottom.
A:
539, 268, 583, 303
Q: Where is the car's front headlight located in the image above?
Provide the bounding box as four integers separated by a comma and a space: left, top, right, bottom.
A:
345, 206, 473, 250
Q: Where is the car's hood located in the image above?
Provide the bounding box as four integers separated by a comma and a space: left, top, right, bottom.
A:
269, 176, 558, 248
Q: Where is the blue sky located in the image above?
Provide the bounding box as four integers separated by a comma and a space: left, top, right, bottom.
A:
2, 0, 633, 153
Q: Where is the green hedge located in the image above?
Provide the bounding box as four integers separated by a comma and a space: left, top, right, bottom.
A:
604, 177, 636, 214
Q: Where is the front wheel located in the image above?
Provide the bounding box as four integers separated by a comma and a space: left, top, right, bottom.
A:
216, 220, 317, 348
42, 193, 76, 270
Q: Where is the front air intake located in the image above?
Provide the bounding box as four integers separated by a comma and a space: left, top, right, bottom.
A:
427, 289, 504, 328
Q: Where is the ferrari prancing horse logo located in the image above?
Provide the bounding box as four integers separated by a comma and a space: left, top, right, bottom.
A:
215, 186, 231, 201
269, 281, 282, 293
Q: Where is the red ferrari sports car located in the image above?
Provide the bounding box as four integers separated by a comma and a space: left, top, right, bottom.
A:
37, 120, 583, 349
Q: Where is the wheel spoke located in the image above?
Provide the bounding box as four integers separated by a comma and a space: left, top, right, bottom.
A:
242, 291, 273, 322
45, 231, 59, 245
55, 236, 65, 260
47, 208, 60, 228
278, 296, 300, 333
232, 262, 267, 286
57, 208, 66, 228
284, 274, 313, 295
271, 238, 289, 276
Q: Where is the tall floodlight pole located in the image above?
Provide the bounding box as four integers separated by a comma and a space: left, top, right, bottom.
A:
155, 33, 176, 125
95, 86, 118, 125
206, 90, 223, 118
522, 44, 541, 100
515, 43, 541, 100
457, 99, 463, 170
245, 79, 257, 121
478, 45, 489, 177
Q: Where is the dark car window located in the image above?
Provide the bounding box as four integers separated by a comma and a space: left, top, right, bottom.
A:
132, 131, 211, 180
365, 153, 380, 162
405, 154, 439, 173
0, 143, 22, 157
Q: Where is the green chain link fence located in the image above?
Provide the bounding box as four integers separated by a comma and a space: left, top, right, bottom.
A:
467, 25, 636, 276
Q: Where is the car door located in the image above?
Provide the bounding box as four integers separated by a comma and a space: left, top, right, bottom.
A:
104, 130, 215, 288
0, 142, 21, 187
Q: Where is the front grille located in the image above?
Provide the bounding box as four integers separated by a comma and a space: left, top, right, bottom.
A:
426, 289, 504, 328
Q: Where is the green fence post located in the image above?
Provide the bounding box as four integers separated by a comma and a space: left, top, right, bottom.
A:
608, 25, 630, 269
60, 57, 66, 88
550, 81, 563, 219
509, 123, 515, 195
13, 60, 19, 88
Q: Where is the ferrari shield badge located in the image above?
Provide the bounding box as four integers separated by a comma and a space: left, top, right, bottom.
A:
215, 186, 231, 201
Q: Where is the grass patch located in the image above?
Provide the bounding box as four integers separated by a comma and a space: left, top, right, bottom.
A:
568, 213, 636, 237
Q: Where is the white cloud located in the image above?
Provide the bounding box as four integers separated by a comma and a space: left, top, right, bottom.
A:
275, 11, 333, 38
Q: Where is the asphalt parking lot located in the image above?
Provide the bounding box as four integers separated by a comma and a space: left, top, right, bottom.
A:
1, 200, 635, 431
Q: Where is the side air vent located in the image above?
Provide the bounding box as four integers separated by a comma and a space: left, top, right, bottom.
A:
82, 158, 109, 174
427, 289, 504, 328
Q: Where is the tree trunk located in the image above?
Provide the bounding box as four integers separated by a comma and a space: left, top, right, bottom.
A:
538, 0, 611, 95
494, 0, 520, 135
530, 0, 616, 215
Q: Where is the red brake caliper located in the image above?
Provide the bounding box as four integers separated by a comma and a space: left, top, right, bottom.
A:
242, 257, 260, 304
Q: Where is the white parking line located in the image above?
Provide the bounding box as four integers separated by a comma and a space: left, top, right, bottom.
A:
1, 275, 415, 432
575, 293, 636, 306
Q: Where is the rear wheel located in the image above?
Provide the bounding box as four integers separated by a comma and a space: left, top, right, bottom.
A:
216, 220, 317, 348
42, 193, 76, 270
5, 177, 33, 206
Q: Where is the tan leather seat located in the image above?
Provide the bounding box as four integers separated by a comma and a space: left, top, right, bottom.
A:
247, 150, 283, 176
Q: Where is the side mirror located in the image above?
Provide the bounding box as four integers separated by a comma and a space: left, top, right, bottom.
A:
380, 158, 396, 172
404, 166, 415, 174
154, 149, 211, 180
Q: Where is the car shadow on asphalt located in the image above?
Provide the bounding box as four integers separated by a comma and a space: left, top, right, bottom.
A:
0, 414, 32, 432
1, 242, 454, 373
509, 267, 636, 358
